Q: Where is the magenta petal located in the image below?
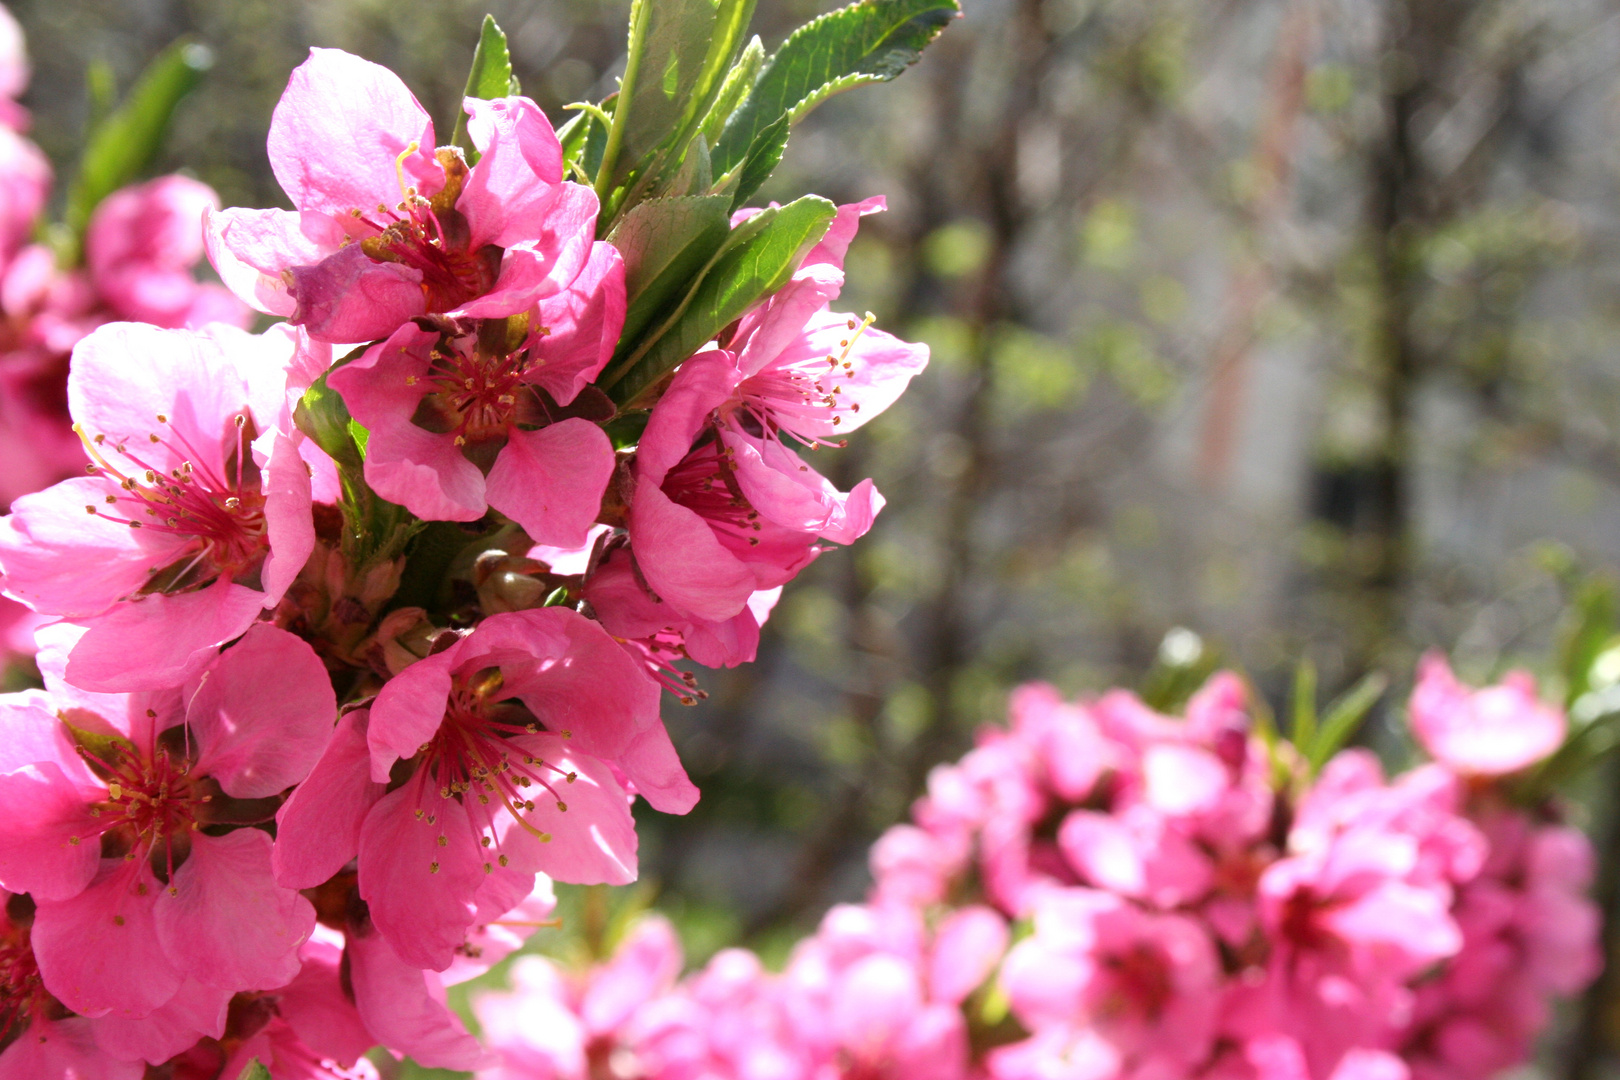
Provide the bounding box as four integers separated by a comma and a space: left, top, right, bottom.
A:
636, 349, 740, 485
90, 977, 231, 1065
629, 483, 757, 624
0, 762, 102, 900
496, 608, 662, 763
188, 624, 336, 799
367, 653, 454, 780
0, 688, 93, 776
358, 785, 484, 971
347, 928, 492, 1071
276, 935, 376, 1067
452, 184, 600, 320
501, 734, 638, 885
0, 1018, 144, 1080
259, 432, 316, 606
485, 418, 614, 548
273, 709, 385, 890
460, 96, 565, 250
155, 829, 314, 992
204, 206, 329, 316
526, 241, 626, 405
0, 477, 176, 617
268, 47, 440, 222
34, 862, 182, 1019
616, 721, 699, 814
287, 243, 427, 343
64, 580, 264, 692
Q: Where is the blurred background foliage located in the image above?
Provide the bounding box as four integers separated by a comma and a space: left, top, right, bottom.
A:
16, 0, 1620, 1075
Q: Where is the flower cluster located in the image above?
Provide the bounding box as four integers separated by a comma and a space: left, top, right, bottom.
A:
0, 6, 252, 662
0, 24, 929, 1080
470, 655, 1602, 1080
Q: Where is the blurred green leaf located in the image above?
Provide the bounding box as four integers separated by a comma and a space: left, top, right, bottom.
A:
559, 94, 614, 183
602, 195, 837, 409
237, 1061, 270, 1080
62, 39, 213, 263
1559, 577, 1617, 708
450, 15, 520, 162
597, 0, 756, 212
710, 0, 959, 179
1292, 658, 1318, 752
1308, 673, 1387, 771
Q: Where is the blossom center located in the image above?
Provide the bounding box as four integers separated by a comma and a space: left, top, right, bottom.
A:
730, 312, 875, 447
410, 337, 540, 452
72, 726, 204, 888
0, 901, 47, 1050
77, 412, 271, 592
661, 436, 763, 549
351, 143, 501, 314
405, 667, 577, 874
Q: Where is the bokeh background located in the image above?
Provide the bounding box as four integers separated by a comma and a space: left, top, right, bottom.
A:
14, 0, 1620, 1075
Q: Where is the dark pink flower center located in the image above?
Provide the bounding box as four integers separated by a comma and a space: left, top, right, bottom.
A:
0, 903, 48, 1050
402, 667, 576, 875
351, 145, 500, 314
410, 335, 542, 453
730, 313, 874, 448
660, 437, 763, 550
71, 727, 205, 889
78, 412, 270, 592
1101, 942, 1174, 1020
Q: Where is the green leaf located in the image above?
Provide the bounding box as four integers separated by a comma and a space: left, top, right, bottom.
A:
1560, 577, 1617, 707
62, 39, 213, 262
451, 15, 520, 162
237, 1060, 271, 1080
711, 0, 958, 179
559, 95, 615, 184
701, 36, 765, 145
1308, 673, 1388, 771
293, 369, 363, 471
1291, 658, 1317, 753
597, 0, 757, 205
722, 112, 790, 210
608, 194, 733, 347
601, 195, 837, 409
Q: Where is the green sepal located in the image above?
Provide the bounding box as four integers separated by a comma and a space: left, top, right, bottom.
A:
451, 15, 521, 164
237, 1061, 271, 1080
710, 0, 958, 180
61, 39, 213, 265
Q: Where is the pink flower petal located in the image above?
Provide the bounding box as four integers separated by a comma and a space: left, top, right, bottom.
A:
286, 242, 427, 343
525, 241, 625, 405
259, 432, 316, 607
0, 1017, 144, 1080
204, 206, 327, 316
460, 96, 565, 250
34, 862, 182, 1019
267, 48, 440, 223
273, 708, 386, 889
347, 927, 492, 1071
155, 829, 314, 992
498, 733, 638, 885
64, 579, 265, 692
188, 624, 335, 799
0, 761, 103, 900
485, 418, 615, 548
90, 977, 231, 1065
629, 483, 757, 624
615, 720, 699, 814
358, 784, 485, 971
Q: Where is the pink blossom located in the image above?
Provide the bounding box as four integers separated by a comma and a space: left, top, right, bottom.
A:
326, 241, 622, 544
999, 888, 1221, 1074
0, 5, 28, 130
0, 127, 46, 276
621, 200, 925, 627
207, 47, 600, 343
85, 175, 251, 330
0, 322, 314, 689
0, 623, 332, 1029
275, 608, 692, 971
1408, 653, 1565, 776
